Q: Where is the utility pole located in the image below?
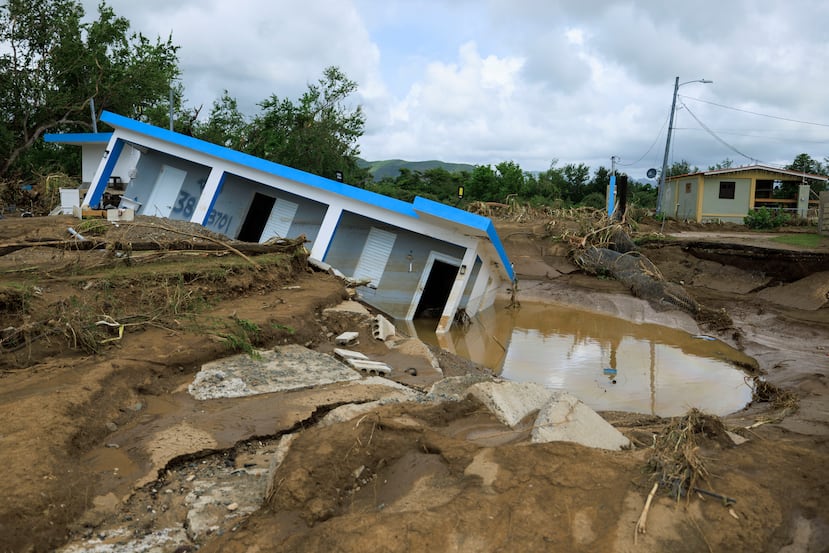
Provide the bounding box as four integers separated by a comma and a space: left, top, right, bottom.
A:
656, 77, 712, 215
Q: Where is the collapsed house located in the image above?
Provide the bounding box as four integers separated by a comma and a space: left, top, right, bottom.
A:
45, 111, 514, 333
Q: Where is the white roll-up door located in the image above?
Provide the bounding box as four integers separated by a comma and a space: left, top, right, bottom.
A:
353, 227, 396, 288
260, 199, 299, 242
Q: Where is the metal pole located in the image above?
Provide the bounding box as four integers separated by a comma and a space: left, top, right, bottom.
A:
89, 97, 98, 133
169, 84, 174, 131
657, 76, 680, 215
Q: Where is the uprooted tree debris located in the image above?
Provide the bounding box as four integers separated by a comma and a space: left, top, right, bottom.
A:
0, 219, 308, 264
567, 222, 734, 331
0, 217, 315, 366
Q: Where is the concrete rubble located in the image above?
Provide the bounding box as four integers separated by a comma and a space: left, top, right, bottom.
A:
188, 344, 361, 400
372, 313, 396, 341
185, 468, 269, 539
58, 526, 190, 553
531, 391, 631, 451
59, 327, 636, 553
466, 380, 630, 451
334, 347, 393, 376
466, 380, 557, 427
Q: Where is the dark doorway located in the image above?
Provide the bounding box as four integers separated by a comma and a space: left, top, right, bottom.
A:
237, 193, 275, 242
414, 260, 459, 319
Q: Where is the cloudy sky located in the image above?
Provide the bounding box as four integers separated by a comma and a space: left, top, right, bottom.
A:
81, 0, 829, 179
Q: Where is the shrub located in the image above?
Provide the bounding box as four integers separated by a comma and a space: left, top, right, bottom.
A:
744, 207, 790, 229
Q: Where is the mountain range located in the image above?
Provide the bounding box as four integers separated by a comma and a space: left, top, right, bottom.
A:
357, 158, 476, 181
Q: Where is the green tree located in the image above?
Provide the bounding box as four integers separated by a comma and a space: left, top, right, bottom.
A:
708, 158, 734, 171
466, 164, 500, 202
494, 160, 525, 200
0, 0, 179, 178
667, 160, 698, 177
628, 180, 657, 208
560, 162, 590, 204
194, 91, 248, 149
246, 66, 368, 184
529, 161, 565, 204
587, 166, 612, 199
784, 153, 827, 197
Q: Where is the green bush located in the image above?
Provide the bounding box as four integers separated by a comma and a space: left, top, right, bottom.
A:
744, 207, 790, 229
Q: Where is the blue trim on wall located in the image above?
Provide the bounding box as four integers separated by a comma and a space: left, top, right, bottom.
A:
87, 139, 124, 208
97, 110, 514, 281
43, 132, 113, 144
320, 209, 344, 262
412, 196, 515, 281
201, 172, 227, 225
100, 111, 417, 218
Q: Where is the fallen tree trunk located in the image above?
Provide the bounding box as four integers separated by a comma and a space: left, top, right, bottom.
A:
573, 246, 732, 330
0, 235, 308, 257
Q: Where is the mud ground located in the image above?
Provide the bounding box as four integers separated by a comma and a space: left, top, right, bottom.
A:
0, 214, 827, 553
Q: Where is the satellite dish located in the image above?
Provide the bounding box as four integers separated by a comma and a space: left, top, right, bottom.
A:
646, 168, 657, 179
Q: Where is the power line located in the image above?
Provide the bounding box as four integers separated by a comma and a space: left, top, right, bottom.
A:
680, 101, 761, 164
673, 127, 829, 145
680, 95, 829, 128
617, 113, 669, 167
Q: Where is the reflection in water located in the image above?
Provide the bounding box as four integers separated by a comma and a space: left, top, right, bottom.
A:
407, 300, 754, 417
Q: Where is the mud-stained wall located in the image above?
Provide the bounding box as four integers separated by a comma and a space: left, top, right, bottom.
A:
820, 191, 829, 236
212, 174, 327, 243
324, 211, 465, 318
122, 152, 211, 221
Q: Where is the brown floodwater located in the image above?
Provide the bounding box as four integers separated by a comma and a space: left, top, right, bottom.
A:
408, 300, 756, 417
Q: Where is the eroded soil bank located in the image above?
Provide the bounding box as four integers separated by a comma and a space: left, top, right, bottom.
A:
0, 215, 827, 553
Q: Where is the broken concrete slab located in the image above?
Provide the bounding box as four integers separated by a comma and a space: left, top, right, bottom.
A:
726, 430, 748, 446
426, 374, 494, 402
185, 467, 270, 540
467, 380, 555, 427
188, 345, 360, 400
531, 392, 630, 451
58, 526, 190, 553
372, 314, 396, 341
345, 358, 392, 376
319, 401, 383, 427
318, 379, 423, 427
324, 300, 371, 316
333, 348, 369, 361
335, 331, 360, 346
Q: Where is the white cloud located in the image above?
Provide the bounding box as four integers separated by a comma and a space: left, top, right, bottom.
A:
78, 0, 829, 178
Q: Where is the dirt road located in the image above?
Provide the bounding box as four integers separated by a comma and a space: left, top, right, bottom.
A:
0, 214, 827, 552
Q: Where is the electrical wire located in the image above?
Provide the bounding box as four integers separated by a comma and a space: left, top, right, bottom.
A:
617, 113, 669, 167
680, 95, 829, 128
680, 101, 760, 163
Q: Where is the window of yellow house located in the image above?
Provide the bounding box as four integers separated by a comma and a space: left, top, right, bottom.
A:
685, 182, 692, 193
719, 181, 735, 199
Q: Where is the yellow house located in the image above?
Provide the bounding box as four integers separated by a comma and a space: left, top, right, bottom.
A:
661, 164, 828, 223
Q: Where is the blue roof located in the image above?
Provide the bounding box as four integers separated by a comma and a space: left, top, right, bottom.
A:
98, 110, 514, 281
44, 132, 113, 145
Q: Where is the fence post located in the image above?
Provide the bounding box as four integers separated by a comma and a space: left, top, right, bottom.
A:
819, 191, 829, 236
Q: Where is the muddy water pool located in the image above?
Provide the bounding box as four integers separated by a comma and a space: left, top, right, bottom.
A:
411, 300, 756, 417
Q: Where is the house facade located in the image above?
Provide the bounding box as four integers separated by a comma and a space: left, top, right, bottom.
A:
55, 111, 513, 333
661, 165, 827, 223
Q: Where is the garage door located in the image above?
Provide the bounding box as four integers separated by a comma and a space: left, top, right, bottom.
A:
353, 227, 396, 288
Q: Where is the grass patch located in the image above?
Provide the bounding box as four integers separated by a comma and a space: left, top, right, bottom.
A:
769, 233, 825, 248
221, 316, 263, 358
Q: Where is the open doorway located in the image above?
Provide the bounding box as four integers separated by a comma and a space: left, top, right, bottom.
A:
414, 259, 459, 319
237, 192, 275, 241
